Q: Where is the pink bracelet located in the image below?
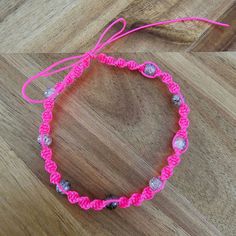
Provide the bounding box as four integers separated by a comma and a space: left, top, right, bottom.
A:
21, 17, 229, 211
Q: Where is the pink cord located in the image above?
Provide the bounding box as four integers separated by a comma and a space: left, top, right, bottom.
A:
22, 17, 229, 104
22, 17, 229, 211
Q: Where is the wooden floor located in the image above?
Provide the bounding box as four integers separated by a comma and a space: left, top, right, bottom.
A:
0, 0, 236, 236
0, 52, 235, 236
0, 0, 235, 52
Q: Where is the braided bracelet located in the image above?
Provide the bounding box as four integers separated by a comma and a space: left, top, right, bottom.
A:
21, 17, 229, 211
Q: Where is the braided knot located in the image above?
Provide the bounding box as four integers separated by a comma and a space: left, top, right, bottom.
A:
97, 53, 107, 63
90, 200, 105, 211
42, 110, 53, 123
55, 82, 65, 93
142, 187, 154, 200
64, 74, 75, 86
43, 99, 55, 110
73, 64, 83, 78
67, 191, 80, 204
176, 130, 188, 138
39, 123, 50, 134
45, 159, 57, 173
160, 72, 173, 84
127, 60, 139, 70
50, 172, 61, 184
179, 104, 190, 117
179, 117, 189, 129
41, 147, 52, 160
116, 58, 126, 68
129, 193, 142, 206
168, 82, 180, 93
106, 56, 115, 65
161, 166, 173, 180
78, 196, 91, 210
118, 197, 129, 208
167, 155, 181, 167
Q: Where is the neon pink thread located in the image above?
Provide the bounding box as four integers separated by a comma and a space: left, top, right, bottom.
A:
21, 17, 229, 211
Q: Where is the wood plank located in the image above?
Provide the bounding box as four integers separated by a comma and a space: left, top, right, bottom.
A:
0, 0, 235, 52
0, 53, 235, 235
0, 136, 89, 235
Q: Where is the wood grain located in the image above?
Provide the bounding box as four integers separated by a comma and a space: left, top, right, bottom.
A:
0, 0, 235, 53
0, 52, 235, 235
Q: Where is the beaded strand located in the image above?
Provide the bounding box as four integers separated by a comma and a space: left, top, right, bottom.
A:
39, 53, 189, 210
22, 17, 228, 211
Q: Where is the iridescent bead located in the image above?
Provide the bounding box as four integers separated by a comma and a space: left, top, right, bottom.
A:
173, 137, 186, 150
105, 194, 119, 210
37, 135, 52, 146
44, 87, 55, 98
172, 94, 181, 106
149, 177, 162, 191
56, 180, 71, 194
144, 63, 157, 76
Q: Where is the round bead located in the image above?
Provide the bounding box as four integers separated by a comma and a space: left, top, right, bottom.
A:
44, 88, 56, 98
172, 94, 181, 106
173, 137, 186, 150
149, 177, 162, 191
105, 195, 119, 210
37, 135, 52, 146
56, 179, 71, 194
144, 63, 157, 76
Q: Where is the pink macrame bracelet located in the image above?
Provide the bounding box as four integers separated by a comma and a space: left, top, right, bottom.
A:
21, 17, 229, 211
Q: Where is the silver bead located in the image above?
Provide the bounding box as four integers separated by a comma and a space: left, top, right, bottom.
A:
173, 137, 186, 150
149, 177, 162, 191
172, 94, 181, 106
44, 87, 55, 98
144, 64, 157, 76
56, 180, 71, 194
37, 135, 52, 146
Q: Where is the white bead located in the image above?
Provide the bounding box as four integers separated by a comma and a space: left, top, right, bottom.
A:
37, 135, 52, 146
173, 137, 186, 150
56, 180, 71, 194
172, 94, 181, 106
144, 64, 157, 76
149, 177, 162, 191
44, 88, 55, 98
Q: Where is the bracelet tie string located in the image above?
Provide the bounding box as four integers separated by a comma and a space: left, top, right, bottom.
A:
22, 17, 229, 104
